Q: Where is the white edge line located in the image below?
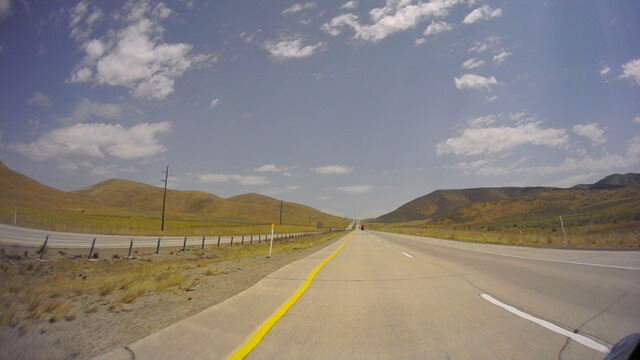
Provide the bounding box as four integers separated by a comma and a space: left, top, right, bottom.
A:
481, 294, 610, 354
467, 249, 640, 271
402, 251, 413, 258
385, 244, 390, 247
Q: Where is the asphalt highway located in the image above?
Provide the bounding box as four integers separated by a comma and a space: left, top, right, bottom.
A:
97, 230, 640, 359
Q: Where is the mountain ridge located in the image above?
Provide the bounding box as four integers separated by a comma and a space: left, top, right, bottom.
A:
375, 173, 640, 223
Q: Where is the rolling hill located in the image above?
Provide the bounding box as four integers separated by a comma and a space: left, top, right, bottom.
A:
375, 187, 557, 223
375, 173, 640, 224
0, 161, 349, 231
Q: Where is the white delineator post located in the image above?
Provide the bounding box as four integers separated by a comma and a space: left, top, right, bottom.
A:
268, 223, 274, 258
560, 216, 568, 247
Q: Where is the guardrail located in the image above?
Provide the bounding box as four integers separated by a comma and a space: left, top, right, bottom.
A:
0, 226, 350, 260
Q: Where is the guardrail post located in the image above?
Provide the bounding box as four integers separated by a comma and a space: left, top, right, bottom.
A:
258, 234, 261, 244
201, 236, 205, 250
242, 235, 244, 245
250, 235, 253, 245
217, 235, 221, 248
38, 235, 49, 261
231, 236, 234, 246
156, 237, 161, 254
127, 238, 134, 258
88, 237, 97, 259
182, 236, 187, 252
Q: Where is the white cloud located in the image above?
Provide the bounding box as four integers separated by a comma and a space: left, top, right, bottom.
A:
255, 164, 289, 173
338, 185, 373, 193
486, 95, 498, 103
468, 114, 500, 127
626, 135, 640, 158
209, 98, 220, 108
69, 1, 103, 41
620, 59, 640, 85
282, 2, 316, 15
493, 51, 511, 65
469, 36, 500, 53
264, 185, 300, 195
263, 37, 327, 60
62, 97, 127, 124
463, 4, 502, 24
454, 73, 498, 90
0, 0, 11, 20
69, 0, 211, 100
11, 122, 170, 163
197, 173, 269, 186
634, 116, 640, 124
572, 123, 607, 145
600, 65, 611, 77
462, 57, 484, 69
436, 122, 568, 156
424, 20, 453, 36
414, 38, 426, 46
341, 1, 357, 10
27, 91, 52, 108
311, 165, 353, 175
322, 0, 461, 42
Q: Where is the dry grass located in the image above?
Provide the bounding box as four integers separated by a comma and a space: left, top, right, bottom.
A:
0, 231, 348, 327
367, 221, 640, 248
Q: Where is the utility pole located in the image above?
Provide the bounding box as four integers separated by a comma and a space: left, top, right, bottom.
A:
161, 165, 169, 231
279, 200, 283, 225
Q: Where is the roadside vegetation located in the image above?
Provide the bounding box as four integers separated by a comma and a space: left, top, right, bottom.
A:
0, 204, 345, 236
0, 231, 348, 328
366, 208, 640, 248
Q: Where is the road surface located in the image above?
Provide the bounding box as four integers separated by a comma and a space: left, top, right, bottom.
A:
97, 230, 640, 359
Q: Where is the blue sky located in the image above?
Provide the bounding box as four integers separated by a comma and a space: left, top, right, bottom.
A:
1, 0, 639, 219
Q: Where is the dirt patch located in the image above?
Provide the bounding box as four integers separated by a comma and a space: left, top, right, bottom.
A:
0, 232, 346, 360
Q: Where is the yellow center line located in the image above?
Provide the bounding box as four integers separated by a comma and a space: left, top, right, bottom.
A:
228, 232, 354, 360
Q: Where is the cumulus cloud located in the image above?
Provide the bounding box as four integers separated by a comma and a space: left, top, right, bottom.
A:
463, 4, 502, 24
436, 122, 568, 156
493, 51, 511, 65
282, 2, 316, 15
424, 20, 454, 36
27, 91, 52, 108
11, 121, 171, 163
264, 185, 300, 195
341, 1, 357, 10
469, 35, 500, 53
263, 37, 327, 60
311, 165, 353, 175
69, 0, 211, 100
69, 1, 103, 41
322, 0, 461, 42
255, 164, 289, 173
468, 114, 500, 128
486, 95, 498, 103
338, 185, 373, 193
454, 73, 497, 90
634, 116, 640, 124
197, 173, 269, 185
209, 98, 220, 108
0, 0, 11, 20
620, 59, 640, 85
462, 57, 484, 69
572, 123, 607, 145
600, 65, 611, 77
61, 97, 128, 125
